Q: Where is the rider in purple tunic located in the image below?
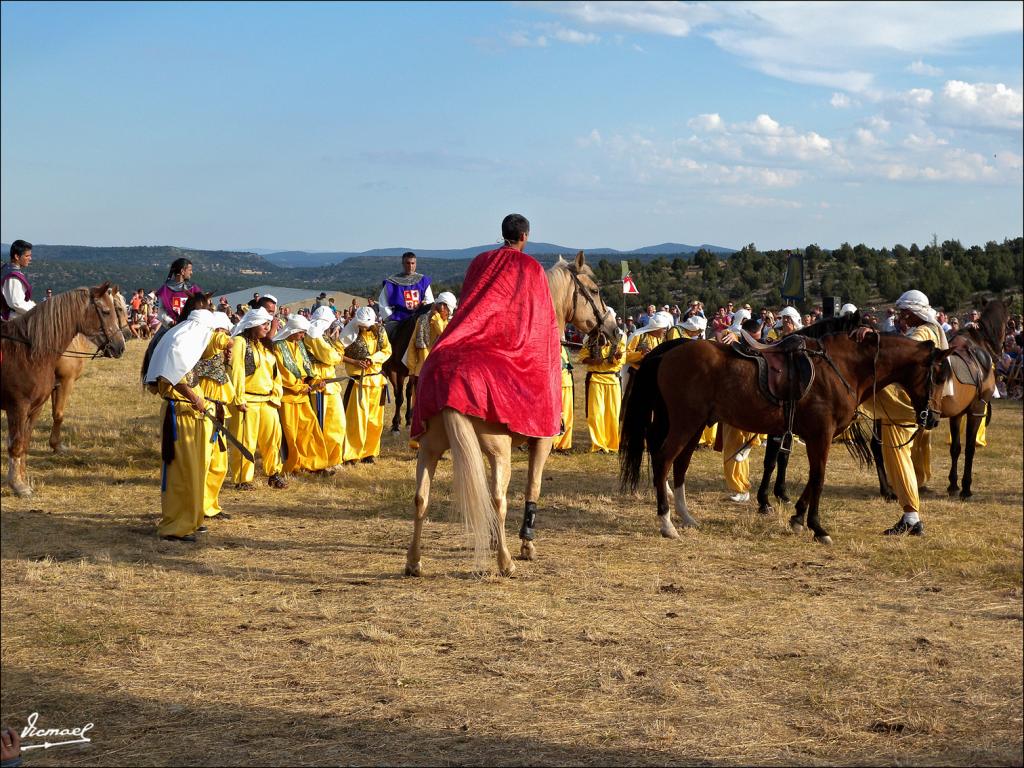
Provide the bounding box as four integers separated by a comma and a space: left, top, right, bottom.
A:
377, 251, 434, 329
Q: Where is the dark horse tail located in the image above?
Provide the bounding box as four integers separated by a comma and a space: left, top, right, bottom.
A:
841, 416, 874, 469
619, 339, 685, 493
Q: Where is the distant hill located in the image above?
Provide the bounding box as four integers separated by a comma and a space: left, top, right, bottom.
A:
259, 242, 734, 267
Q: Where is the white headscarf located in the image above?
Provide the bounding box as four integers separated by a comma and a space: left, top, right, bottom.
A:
626, 310, 672, 347
435, 291, 457, 313
307, 306, 336, 339
145, 310, 215, 385
895, 290, 938, 325
230, 307, 273, 337
774, 306, 803, 330
272, 314, 311, 342
839, 303, 857, 317
679, 314, 707, 335
340, 306, 377, 347
727, 308, 752, 334
210, 311, 232, 331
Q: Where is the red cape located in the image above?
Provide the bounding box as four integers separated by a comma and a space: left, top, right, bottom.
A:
411, 246, 560, 438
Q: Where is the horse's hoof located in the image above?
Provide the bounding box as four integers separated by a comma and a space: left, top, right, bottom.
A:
789, 518, 804, 534
758, 503, 774, 516
947, 487, 960, 498
658, 515, 681, 538
959, 490, 973, 501
11, 485, 33, 498
814, 534, 833, 546
50, 444, 65, 454
773, 493, 791, 504
499, 562, 517, 578
404, 562, 421, 577
519, 541, 536, 561
390, 426, 401, 434
882, 491, 898, 502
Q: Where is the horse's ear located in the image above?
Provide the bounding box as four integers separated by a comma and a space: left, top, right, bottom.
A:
111, 284, 120, 296
93, 281, 112, 297
575, 250, 586, 270
556, 255, 566, 265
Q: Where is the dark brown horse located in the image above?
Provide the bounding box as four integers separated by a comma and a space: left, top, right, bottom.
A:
620, 314, 947, 544
2, 283, 126, 496
382, 308, 428, 433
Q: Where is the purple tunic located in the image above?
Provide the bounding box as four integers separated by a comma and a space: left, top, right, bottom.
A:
382, 273, 432, 322
0, 264, 32, 321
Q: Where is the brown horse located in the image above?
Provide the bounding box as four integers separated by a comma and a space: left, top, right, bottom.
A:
1, 283, 126, 496
48, 290, 131, 452
405, 251, 618, 576
620, 314, 947, 544
382, 310, 425, 433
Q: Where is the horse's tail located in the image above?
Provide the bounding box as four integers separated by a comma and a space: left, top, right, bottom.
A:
841, 416, 874, 469
619, 357, 664, 493
442, 409, 497, 568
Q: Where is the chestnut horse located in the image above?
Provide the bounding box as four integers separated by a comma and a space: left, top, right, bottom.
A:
620, 315, 947, 544
48, 290, 131, 452
1, 283, 126, 496
405, 252, 618, 577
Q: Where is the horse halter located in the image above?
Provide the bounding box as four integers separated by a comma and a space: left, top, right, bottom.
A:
87, 294, 122, 358
567, 268, 608, 331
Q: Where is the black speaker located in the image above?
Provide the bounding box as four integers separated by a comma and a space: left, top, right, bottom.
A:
821, 296, 841, 318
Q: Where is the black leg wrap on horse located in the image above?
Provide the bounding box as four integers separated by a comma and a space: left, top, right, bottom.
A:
520, 501, 538, 541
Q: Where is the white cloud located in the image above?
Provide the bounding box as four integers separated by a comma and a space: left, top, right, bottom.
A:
831, 92, 852, 109
687, 113, 724, 132
576, 128, 603, 148
505, 31, 548, 48
937, 80, 1023, 129
865, 116, 892, 133
907, 60, 942, 77
717, 193, 803, 209
548, 1, 1022, 92
541, 23, 600, 45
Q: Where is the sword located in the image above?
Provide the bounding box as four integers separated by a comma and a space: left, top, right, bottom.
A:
199, 407, 255, 463
726, 433, 759, 463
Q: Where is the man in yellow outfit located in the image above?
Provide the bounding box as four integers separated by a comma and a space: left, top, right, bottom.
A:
553, 342, 575, 452
855, 289, 947, 535
273, 315, 332, 475
717, 308, 759, 502
404, 292, 457, 450
579, 323, 626, 452
229, 307, 287, 489
195, 311, 238, 522
304, 306, 347, 469
144, 308, 223, 541
341, 306, 392, 464
623, 310, 672, 396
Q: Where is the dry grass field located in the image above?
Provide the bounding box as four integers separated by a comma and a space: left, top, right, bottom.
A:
2, 341, 1022, 766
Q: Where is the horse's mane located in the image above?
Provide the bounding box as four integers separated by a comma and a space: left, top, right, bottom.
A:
796, 311, 862, 340
976, 299, 1008, 356
4, 287, 90, 358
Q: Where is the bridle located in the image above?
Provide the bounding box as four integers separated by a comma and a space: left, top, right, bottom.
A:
567, 267, 609, 332
69, 295, 123, 359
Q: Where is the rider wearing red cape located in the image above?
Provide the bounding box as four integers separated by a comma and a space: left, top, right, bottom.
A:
411, 232, 561, 440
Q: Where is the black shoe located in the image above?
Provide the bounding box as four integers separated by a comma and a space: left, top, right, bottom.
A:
883, 519, 924, 536
361, 456, 375, 464
160, 534, 197, 543
196, 526, 208, 534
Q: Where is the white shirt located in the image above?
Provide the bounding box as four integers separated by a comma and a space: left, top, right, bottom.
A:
378, 283, 435, 321
2, 274, 36, 316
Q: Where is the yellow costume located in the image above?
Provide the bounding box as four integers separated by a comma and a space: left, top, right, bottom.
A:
721, 423, 757, 494
156, 377, 213, 539
229, 337, 284, 484
946, 415, 987, 447
405, 311, 448, 376
625, 331, 664, 370
304, 334, 347, 466
193, 330, 238, 519
343, 325, 391, 461
275, 338, 331, 473
579, 334, 627, 452
860, 322, 946, 512
553, 345, 575, 451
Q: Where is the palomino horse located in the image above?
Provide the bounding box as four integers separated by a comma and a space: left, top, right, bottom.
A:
869, 299, 1008, 501
1, 283, 126, 496
620, 314, 947, 544
48, 290, 131, 452
405, 251, 618, 576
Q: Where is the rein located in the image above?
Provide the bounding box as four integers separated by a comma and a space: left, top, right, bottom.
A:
867, 333, 940, 449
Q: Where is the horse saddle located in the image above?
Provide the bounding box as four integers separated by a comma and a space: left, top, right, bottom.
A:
949, 346, 992, 388
731, 330, 816, 406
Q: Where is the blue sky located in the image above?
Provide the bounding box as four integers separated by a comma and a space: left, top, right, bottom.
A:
2, 1, 1021, 251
